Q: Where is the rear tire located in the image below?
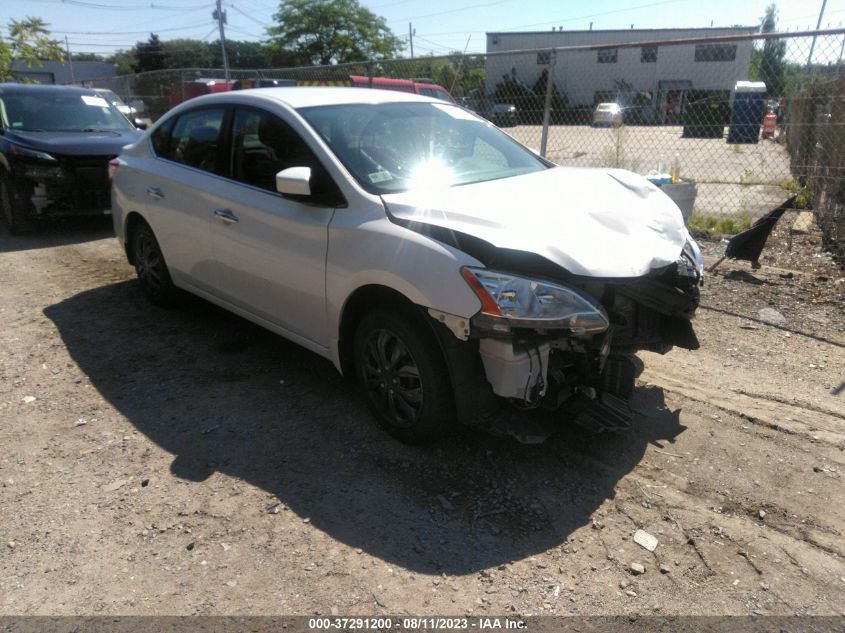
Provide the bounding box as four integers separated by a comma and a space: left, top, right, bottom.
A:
0, 172, 38, 235
353, 309, 455, 444
131, 222, 178, 306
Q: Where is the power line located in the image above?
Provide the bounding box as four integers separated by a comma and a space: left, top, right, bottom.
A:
227, 4, 273, 29
491, 0, 693, 32
392, 0, 691, 33
46, 21, 215, 36
226, 25, 266, 39
18, 0, 211, 10
414, 35, 455, 52
389, 0, 514, 24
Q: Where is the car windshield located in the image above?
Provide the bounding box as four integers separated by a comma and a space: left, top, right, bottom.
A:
0, 92, 135, 132
299, 102, 547, 194
97, 89, 124, 106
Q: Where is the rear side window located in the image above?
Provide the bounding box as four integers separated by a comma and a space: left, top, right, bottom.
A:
150, 118, 175, 157
164, 108, 225, 174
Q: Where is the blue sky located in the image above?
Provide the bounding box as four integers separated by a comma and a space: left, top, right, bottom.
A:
3, 0, 842, 56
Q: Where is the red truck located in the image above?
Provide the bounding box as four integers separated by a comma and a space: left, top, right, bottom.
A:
171, 75, 454, 109
170, 78, 237, 108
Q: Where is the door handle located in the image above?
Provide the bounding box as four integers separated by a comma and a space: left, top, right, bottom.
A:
146, 187, 165, 199
214, 209, 239, 224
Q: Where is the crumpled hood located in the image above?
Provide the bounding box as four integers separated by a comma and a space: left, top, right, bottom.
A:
382, 167, 689, 278
5, 129, 141, 157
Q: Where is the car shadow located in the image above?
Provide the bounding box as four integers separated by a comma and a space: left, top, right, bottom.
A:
0, 216, 114, 253
44, 280, 685, 575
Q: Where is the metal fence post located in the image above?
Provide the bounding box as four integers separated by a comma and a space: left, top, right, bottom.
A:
539, 49, 556, 158
367, 62, 374, 89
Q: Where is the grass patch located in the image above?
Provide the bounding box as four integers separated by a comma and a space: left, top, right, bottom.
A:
795, 186, 814, 209
688, 214, 753, 237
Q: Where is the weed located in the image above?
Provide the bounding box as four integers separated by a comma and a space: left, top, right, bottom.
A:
795, 186, 814, 209
688, 214, 752, 236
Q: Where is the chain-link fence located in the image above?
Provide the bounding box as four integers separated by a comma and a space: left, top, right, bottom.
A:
86, 29, 845, 251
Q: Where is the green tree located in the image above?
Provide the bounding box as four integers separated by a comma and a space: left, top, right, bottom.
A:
750, 4, 786, 97
211, 40, 273, 69
163, 38, 213, 69
267, 0, 402, 65
135, 33, 165, 73
533, 68, 569, 121
70, 52, 103, 62
109, 48, 138, 75
0, 17, 64, 82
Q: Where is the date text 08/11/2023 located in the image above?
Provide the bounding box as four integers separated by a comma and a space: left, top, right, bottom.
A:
307, 617, 528, 630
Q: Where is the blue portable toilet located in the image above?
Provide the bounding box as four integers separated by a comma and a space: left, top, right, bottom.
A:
727, 81, 767, 144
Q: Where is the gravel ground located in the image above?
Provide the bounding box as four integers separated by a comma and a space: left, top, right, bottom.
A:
0, 213, 843, 617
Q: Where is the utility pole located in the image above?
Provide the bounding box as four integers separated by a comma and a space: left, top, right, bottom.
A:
65, 35, 75, 84
409, 22, 415, 58
213, 0, 230, 80
807, 0, 828, 66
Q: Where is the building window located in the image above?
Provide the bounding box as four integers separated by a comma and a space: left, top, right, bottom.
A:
694, 43, 737, 62
597, 48, 618, 63
537, 51, 550, 65
641, 45, 657, 63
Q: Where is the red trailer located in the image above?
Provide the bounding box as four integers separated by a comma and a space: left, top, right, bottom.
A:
170, 78, 236, 108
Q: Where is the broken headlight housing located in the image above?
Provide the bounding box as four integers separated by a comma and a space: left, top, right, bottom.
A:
679, 234, 704, 282
10, 143, 64, 181
462, 267, 609, 335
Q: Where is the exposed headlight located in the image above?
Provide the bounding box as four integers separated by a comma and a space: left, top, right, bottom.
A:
680, 235, 704, 282
461, 267, 609, 335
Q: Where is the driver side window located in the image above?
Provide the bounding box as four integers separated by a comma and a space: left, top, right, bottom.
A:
229, 107, 345, 206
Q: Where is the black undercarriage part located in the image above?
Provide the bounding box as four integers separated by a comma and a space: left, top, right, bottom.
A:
571, 391, 634, 433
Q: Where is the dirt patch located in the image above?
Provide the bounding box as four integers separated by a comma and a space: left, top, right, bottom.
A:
0, 215, 843, 616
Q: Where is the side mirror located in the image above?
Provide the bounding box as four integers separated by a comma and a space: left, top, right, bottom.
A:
276, 166, 311, 197
134, 119, 148, 130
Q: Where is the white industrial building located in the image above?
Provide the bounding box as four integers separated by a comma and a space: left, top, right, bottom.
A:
485, 27, 758, 122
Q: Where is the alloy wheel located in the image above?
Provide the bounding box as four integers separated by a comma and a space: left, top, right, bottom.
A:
134, 232, 166, 293
360, 328, 423, 428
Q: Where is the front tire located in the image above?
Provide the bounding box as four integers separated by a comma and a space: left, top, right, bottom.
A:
353, 310, 455, 444
0, 172, 37, 235
131, 223, 178, 306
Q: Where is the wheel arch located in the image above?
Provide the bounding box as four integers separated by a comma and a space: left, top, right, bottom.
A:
337, 284, 432, 378
123, 211, 148, 265
337, 283, 493, 426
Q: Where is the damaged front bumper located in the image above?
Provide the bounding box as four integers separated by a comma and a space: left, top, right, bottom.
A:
433, 255, 701, 432
14, 154, 114, 217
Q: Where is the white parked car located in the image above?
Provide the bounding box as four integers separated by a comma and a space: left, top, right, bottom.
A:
593, 102, 624, 127
111, 88, 703, 443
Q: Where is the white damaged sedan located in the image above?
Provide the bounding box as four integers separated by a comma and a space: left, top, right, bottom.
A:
111, 87, 703, 443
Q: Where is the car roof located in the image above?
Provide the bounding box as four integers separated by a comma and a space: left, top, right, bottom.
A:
0, 82, 99, 97
193, 86, 441, 109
